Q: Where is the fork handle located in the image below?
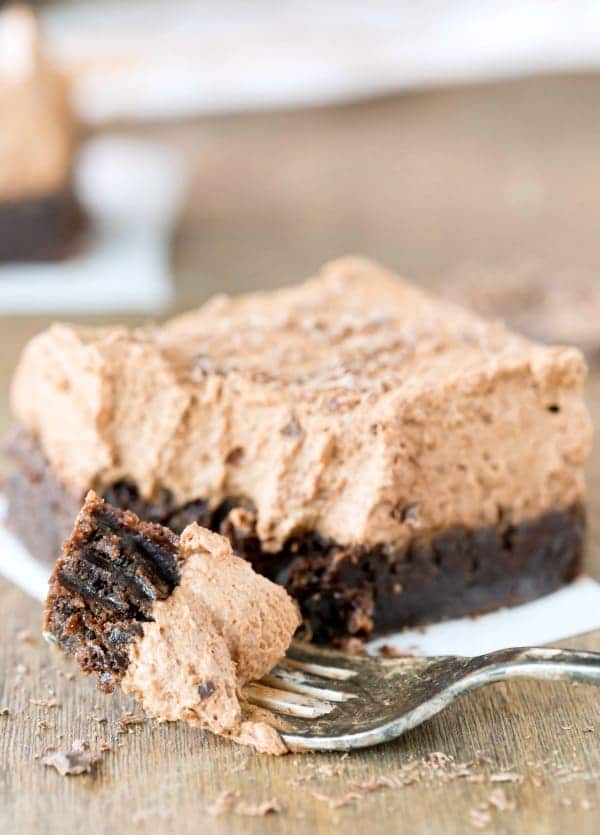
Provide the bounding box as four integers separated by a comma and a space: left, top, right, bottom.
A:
471, 646, 600, 687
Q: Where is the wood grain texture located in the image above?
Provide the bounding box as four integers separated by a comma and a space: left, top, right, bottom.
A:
2, 75, 600, 834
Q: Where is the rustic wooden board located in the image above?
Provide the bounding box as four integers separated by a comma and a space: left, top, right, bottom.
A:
3, 75, 600, 834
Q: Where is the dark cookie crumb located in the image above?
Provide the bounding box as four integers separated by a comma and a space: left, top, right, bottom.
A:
44, 492, 181, 692
198, 681, 216, 700
41, 741, 99, 777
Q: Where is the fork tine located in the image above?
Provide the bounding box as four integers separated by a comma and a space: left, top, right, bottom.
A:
261, 671, 356, 703
281, 649, 358, 681
244, 682, 335, 718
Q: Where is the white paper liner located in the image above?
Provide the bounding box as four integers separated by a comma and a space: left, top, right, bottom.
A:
0, 135, 185, 315
2, 494, 599, 656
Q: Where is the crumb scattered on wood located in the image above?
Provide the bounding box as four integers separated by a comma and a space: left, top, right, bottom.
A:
29, 698, 60, 709
98, 739, 112, 752
316, 761, 348, 779
37, 720, 55, 732
531, 775, 544, 788
353, 774, 416, 792
488, 787, 516, 812
234, 799, 283, 816
489, 771, 523, 784
58, 670, 77, 682
118, 714, 145, 733
311, 791, 360, 809
0, 708, 9, 717
207, 790, 235, 817
16, 629, 35, 644
427, 751, 452, 769
41, 741, 99, 777
468, 806, 492, 830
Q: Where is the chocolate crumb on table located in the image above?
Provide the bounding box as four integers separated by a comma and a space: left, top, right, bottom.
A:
488, 787, 516, 812
117, 714, 145, 733
207, 791, 236, 817
234, 799, 284, 817
41, 741, 99, 777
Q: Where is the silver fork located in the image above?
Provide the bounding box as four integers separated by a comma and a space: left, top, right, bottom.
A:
245, 642, 600, 751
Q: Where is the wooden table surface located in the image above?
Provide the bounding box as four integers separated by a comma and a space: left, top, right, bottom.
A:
2, 75, 600, 834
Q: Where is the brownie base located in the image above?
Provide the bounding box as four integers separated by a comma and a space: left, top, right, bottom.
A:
44, 492, 181, 692
6, 428, 586, 643
0, 187, 84, 262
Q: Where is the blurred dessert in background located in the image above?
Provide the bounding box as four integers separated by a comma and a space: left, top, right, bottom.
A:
0, 3, 83, 262
443, 260, 600, 365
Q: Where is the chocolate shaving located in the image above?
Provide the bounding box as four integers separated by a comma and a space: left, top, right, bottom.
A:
118, 714, 145, 733
207, 791, 235, 817
489, 771, 523, 784
234, 799, 283, 816
311, 791, 360, 809
280, 416, 304, 439
488, 787, 516, 812
468, 807, 492, 831
197, 681, 216, 700
29, 698, 60, 708
41, 741, 99, 777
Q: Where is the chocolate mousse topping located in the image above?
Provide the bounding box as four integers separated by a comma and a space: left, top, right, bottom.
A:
11, 257, 591, 550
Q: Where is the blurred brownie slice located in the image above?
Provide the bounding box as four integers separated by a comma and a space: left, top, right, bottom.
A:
0, 4, 82, 262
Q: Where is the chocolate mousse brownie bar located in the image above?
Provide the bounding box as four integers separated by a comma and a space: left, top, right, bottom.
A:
9, 257, 592, 641
45, 491, 299, 753
0, 5, 82, 261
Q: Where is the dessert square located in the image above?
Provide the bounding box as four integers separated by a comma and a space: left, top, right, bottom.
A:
0, 5, 82, 261
8, 257, 592, 641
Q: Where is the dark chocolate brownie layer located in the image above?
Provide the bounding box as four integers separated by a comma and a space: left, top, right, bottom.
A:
0, 187, 83, 262
44, 492, 181, 692
7, 428, 586, 643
